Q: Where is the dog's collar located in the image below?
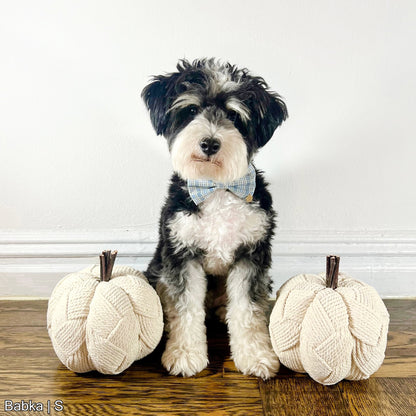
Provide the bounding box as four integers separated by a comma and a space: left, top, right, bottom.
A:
186, 163, 256, 205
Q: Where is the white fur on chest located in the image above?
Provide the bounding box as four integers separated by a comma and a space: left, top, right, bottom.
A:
168, 190, 269, 275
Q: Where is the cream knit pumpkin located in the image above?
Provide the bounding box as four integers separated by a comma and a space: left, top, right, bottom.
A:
269, 257, 389, 385
47, 256, 163, 375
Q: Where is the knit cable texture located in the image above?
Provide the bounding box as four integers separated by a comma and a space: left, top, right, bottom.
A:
47, 265, 163, 374
269, 273, 389, 385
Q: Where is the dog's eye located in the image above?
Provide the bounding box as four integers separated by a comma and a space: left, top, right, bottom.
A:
188, 105, 198, 115
227, 110, 238, 121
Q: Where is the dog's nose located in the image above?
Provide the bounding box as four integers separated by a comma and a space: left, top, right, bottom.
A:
200, 137, 221, 156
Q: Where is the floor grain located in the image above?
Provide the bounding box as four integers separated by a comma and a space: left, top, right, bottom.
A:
0, 299, 414, 415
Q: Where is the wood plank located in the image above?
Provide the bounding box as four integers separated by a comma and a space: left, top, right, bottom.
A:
2, 379, 263, 416
260, 377, 416, 416
0, 401, 261, 416
0, 299, 48, 327
374, 330, 416, 377
1, 373, 263, 415
337, 378, 416, 416
259, 377, 350, 416
383, 299, 416, 332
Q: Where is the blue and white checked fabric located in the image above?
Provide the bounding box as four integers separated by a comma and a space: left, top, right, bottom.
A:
187, 163, 256, 205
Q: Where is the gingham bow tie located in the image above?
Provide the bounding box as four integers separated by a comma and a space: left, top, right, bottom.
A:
187, 164, 256, 205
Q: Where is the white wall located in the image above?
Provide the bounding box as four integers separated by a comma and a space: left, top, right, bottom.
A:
1, 0, 415, 296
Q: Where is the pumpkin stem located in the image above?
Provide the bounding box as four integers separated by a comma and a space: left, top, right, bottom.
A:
326, 255, 340, 289
99, 250, 118, 282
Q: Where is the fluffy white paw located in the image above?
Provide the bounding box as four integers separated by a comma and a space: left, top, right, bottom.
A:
232, 345, 280, 380
162, 342, 209, 377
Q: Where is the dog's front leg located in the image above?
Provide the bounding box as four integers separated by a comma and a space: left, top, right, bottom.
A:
226, 259, 280, 380
157, 259, 208, 377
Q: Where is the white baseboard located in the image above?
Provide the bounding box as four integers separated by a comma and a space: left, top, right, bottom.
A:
1, 229, 415, 297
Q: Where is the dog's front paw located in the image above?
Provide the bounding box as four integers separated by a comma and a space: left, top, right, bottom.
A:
232, 344, 280, 380
162, 341, 209, 377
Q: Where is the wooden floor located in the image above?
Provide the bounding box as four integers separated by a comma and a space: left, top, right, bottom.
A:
0, 299, 415, 416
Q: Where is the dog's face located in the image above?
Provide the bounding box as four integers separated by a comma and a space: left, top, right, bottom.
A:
142, 59, 287, 182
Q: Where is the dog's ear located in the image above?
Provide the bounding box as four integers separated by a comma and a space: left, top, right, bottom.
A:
247, 78, 288, 148
257, 93, 288, 148
141, 73, 180, 136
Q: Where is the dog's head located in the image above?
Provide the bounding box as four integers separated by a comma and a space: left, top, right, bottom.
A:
142, 58, 287, 182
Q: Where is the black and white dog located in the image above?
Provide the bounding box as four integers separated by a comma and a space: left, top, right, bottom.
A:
142, 58, 287, 379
